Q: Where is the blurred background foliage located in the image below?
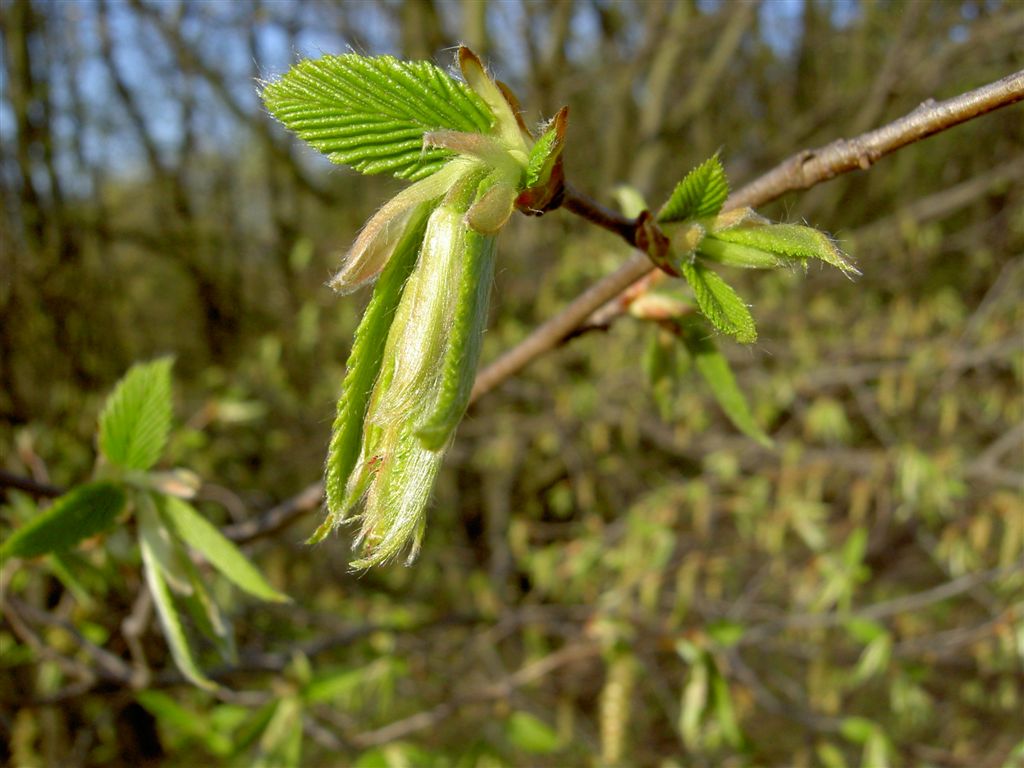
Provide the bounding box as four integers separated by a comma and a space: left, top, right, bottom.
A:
1, 0, 1023, 765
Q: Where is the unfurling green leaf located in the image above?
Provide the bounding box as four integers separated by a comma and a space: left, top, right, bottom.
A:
658, 153, 729, 224
679, 321, 772, 446
342, 183, 500, 569
679, 260, 757, 343
158, 495, 289, 603
139, 500, 217, 691
415, 226, 497, 450
707, 222, 858, 275
505, 711, 562, 754
262, 53, 492, 180
1, 482, 126, 558
519, 106, 568, 211
99, 357, 174, 471
317, 203, 433, 542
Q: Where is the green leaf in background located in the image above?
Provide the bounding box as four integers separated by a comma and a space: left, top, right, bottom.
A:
710, 667, 743, 747
505, 711, 561, 755
138, 496, 194, 595
1, 482, 126, 558
158, 495, 289, 603
679, 322, 772, 446
658, 153, 729, 224
139, 501, 217, 691
353, 744, 442, 768
679, 261, 757, 343
253, 697, 303, 768
262, 53, 492, 181
707, 223, 858, 275
98, 357, 174, 471
136, 690, 233, 757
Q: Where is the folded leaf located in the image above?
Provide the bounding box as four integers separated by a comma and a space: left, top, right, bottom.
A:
262, 53, 493, 180
99, 357, 174, 471
709, 223, 858, 275
1, 482, 126, 558
318, 201, 433, 540
680, 321, 771, 446
139, 515, 218, 691
159, 495, 289, 603
679, 260, 757, 343
658, 153, 729, 224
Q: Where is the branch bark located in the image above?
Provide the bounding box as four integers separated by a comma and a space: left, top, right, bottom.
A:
469, 69, 1024, 402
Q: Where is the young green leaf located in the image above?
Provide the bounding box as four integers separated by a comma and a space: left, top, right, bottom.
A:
317, 202, 433, 542
679, 260, 757, 343
262, 53, 493, 181
523, 106, 568, 190
139, 511, 218, 691
158, 495, 289, 603
415, 228, 497, 450
99, 357, 174, 471
658, 153, 729, 224
1, 482, 126, 559
253, 697, 303, 768
136, 690, 234, 757
708, 223, 858, 275
679, 322, 772, 446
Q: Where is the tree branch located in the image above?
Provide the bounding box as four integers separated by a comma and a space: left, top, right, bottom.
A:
470, 69, 1024, 402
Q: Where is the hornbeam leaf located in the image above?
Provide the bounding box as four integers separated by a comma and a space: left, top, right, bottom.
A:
315, 202, 433, 542
680, 322, 772, 447
679, 260, 757, 343
262, 53, 494, 180
158, 495, 289, 603
99, 357, 174, 471
658, 154, 729, 224
1, 482, 126, 558
139, 508, 218, 691
710, 223, 859, 275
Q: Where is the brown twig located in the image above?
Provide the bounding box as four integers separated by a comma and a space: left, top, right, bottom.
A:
470, 69, 1024, 402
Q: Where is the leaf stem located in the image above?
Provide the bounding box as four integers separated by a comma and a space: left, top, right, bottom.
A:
560, 183, 639, 246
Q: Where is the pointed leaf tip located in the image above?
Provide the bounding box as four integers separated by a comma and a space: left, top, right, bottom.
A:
659, 153, 730, 224
679, 260, 757, 344
99, 357, 174, 471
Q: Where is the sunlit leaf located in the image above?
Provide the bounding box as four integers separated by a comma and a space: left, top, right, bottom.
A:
658, 153, 729, 223
316, 203, 431, 541
708, 223, 858, 275
262, 53, 492, 180
98, 357, 174, 471
679, 260, 757, 343
158, 495, 289, 603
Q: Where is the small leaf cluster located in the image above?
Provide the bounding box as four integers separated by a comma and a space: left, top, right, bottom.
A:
629, 154, 857, 445
264, 48, 569, 567
2, 358, 288, 690
657, 154, 857, 344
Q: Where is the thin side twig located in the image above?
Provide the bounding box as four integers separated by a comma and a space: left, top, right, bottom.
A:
470, 69, 1024, 402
